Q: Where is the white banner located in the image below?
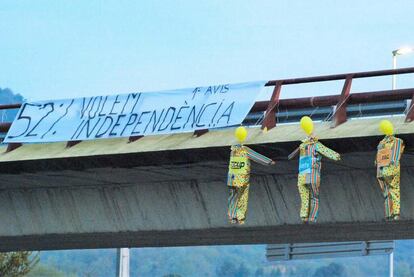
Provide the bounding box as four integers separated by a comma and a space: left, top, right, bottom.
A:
4, 82, 264, 143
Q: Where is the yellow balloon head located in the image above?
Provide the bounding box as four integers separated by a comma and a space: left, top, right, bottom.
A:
235, 126, 248, 143
300, 116, 314, 135
379, 120, 394, 136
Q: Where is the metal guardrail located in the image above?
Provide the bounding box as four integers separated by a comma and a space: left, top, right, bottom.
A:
251, 88, 414, 112
266, 240, 394, 261
265, 67, 414, 86
260, 68, 414, 129
244, 100, 408, 125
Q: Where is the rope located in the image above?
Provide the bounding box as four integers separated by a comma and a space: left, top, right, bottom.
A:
253, 95, 281, 127
405, 101, 414, 117
309, 106, 319, 117
322, 94, 350, 125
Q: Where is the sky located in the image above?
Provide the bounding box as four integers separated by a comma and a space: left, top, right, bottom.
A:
1, 0, 414, 101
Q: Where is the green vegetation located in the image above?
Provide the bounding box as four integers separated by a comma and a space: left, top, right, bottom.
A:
0, 252, 39, 277
27, 264, 70, 277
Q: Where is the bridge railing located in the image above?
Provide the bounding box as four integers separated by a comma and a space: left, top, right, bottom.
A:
1, 67, 414, 144
259, 67, 414, 130
246, 88, 413, 126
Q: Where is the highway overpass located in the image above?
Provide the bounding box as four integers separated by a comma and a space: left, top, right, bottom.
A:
0, 116, 413, 251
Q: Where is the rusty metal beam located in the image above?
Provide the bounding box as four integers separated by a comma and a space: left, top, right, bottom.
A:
251, 88, 414, 113
5, 143, 22, 153
193, 129, 209, 137
331, 75, 353, 128
265, 67, 414, 86
0, 103, 21, 110
128, 136, 143, 143
405, 94, 414, 123
0, 122, 11, 133
66, 141, 82, 148
261, 81, 283, 130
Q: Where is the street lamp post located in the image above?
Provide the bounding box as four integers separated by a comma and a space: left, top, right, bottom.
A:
389, 250, 394, 277
116, 248, 130, 277
392, 47, 414, 90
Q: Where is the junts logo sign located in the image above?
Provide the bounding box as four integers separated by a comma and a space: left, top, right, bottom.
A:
230, 160, 246, 170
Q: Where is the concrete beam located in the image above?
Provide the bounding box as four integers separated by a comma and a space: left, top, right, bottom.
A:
0, 149, 412, 251
0, 116, 412, 250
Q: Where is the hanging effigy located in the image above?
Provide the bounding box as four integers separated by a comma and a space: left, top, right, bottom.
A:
290, 116, 341, 224
375, 120, 405, 221
227, 126, 275, 224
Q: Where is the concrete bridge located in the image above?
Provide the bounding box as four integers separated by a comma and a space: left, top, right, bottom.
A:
0, 116, 413, 251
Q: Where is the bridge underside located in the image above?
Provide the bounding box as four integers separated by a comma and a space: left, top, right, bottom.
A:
0, 130, 413, 251
1, 221, 413, 251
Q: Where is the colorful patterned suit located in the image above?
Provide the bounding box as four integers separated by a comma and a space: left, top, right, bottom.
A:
227, 145, 273, 224
376, 135, 405, 220
297, 136, 340, 223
